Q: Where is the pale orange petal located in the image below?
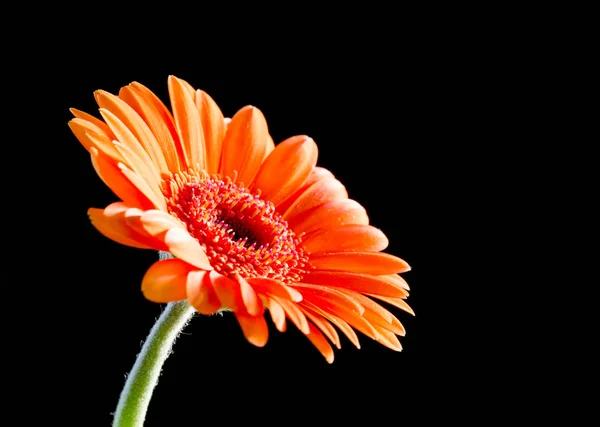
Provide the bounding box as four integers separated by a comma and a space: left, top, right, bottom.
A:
273, 297, 310, 334
334, 290, 405, 336
112, 141, 164, 203
163, 229, 213, 271
210, 272, 244, 312
219, 105, 269, 186
302, 224, 389, 253
235, 313, 269, 347
235, 274, 263, 316
246, 277, 303, 302
118, 163, 167, 210
69, 118, 122, 161
195, 90, 225, 175
120, 82, 184, 171
366, 295, 415, 316
283, 177, 348, 222
187, 270, 221, 315
70, 108, 115, 138
168, 76, 206, 171
299, 306, 341, 349
304, 323, 335, 363
250, 135, 318, 206
289, 199, 369, 236
372, 325, 403, 351
276, 166, 335, 214
292, 284, 365, 315
380, 273, 411, 290
309, 251, 411, 275
265, 298, 287, 332
88, 203, 153, 249
302, 271, 406, 298
141, 258, 193, 302
300, 300, 360, 349
89, 148, 155, 210
94, 90, 169, 174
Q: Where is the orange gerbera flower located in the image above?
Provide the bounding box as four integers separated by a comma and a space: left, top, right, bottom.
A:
70, 75, 413, 362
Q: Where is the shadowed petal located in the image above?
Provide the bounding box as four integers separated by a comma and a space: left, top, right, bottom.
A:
142, 258, 194, 302
187, 270, 220, 315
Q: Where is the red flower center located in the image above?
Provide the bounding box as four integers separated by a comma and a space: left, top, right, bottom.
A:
162, 170, 309, 283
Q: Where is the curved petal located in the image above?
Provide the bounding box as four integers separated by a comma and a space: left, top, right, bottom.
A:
119, 82, 184, 171
273, 297, 310, 335
187, 270, 220, 315
69, 118, 122, 161
301, 224, 389, 253
302, 271, 407, 298
168, 76, 206, 171
89, 148, 156, 210
292, 284, 364, 315
195, 90, 225, 175
250, 135, 318, 206
300, 300, 360, 349
366, 294, 415, 316
265, 297, 286, 332
282, 177, 348, 222
276, 166, 334, 214
289, 199, 369, 235
372, 326, 403, 352
246, 277, 303, 302
219, 105, 269, 186
298, 306, 341, 349
308, 251, 411, 274
304, 323, 335, 363
210, 272, 244, 312
142, 258, 194, 302
70, 108, 115, 139
235, 274, 263, 316
235, 313, 269, 347
88, 203, 154, 249
94, 90, 169, 174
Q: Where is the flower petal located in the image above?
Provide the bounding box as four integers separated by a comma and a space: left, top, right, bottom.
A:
235, 313, 269, 347
304, 323, 335, 363
282, 177, 348, 222
289, 199, 369, 236
89, 148, 156, 210
366, 295, 415, 316
300, 301, 360, 349
142, 258, 194, 302
250, 135, 318, 207
265, 298, 287, 332
246, 277, 303, 302
94, 90, 169, 174
275, 166, 335, 213
88, 203, 154, 249
292, 284, 365, 316
299, 306, 341, 349
372, 325, 403, 352
309, 251, 411, 274
187, 270, 221, 315
302, 271, 406, 298
119, 82, 184, 171
211, 272, 244, 312
168, 76, 206, 171
219, 105, 269, 186
273, 297, 310, 335
235, 274, 263, 316
195, 90, 225, 175
302, 224, 389, 253
70, 108, 115, 139
69, 118, 122, 161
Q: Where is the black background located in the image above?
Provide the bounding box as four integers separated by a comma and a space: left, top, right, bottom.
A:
46, 61, 439, 425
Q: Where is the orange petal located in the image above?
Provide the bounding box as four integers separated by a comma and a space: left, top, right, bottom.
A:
367, 295, 415, 316
273, 297, 310, 334
118, 163, 167, 210
292, 284, 364, 315
120, 82, 184, 171
219, 105, 269, 186
112, 141, 164, 203
94, 90, 169, 174
168, 76, 206, 171
89, 148, 155, 210
283, 177, 348, 222
372, 325, 403, 352
334, 290, 405, 336
300, 300, 360, 349
299, 306, 341, 349
246, 277, 303, 302
210, 272, 244, 312
302, 271, 406, 298
69, 118, 122, 161
309, 251, 411, 275
250, 135, 318, 206
88, 203, 154, 249
265, 298, 287, 332
195, 90, 225, 175
289, 199, 369, 236
276, 166, 335, 214
380, 273, 411, 291
235, 274, 263, 316
304, 323, 335, 363
187, 270, 221, 315
70, 108, 115, 139
235, 313, 269, 347
141, 258, 194, 302
302, 224, 389, 253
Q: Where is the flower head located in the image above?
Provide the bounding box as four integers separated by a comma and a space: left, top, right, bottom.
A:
70, 76, 413, 362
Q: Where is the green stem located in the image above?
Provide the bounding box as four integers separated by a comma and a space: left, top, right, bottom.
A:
112, 253, 195, 427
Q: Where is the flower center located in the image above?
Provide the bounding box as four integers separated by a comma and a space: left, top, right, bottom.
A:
162, 170, 309, 283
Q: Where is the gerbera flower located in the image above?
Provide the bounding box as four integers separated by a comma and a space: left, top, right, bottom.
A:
69, 75, 413, 363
